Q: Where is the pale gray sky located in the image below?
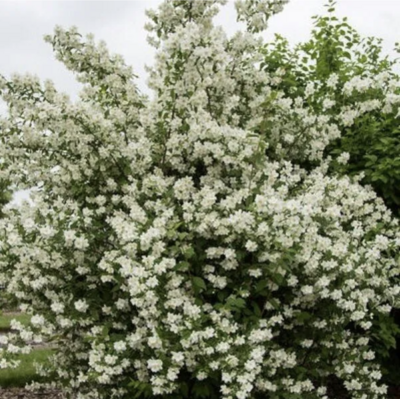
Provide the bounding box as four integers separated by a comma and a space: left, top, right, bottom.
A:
1, 0, 399, 204
1, 1, 399, 97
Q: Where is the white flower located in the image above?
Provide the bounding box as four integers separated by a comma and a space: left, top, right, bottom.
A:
305, 82, 315, 97
31, 314, 45, 326
0, 335, 9, 345
7, 344, 20, 354
105, 355, 118, 365
245, 240, 258, 252
64, 230, 76, 241
74, 236, 89, 250
114, 341, 127, 352
167, 368, 179, 381
197, 371, 208, 381
216, 342, 230, 353
301, 285, 313, 295
171, 352, 184, 364
74, 300, 89, 313
51, 302, 65, 314
322, 98, 335, 109
337, 152, 350, 165
147, 359, 163, 372
326, 73, 339, 88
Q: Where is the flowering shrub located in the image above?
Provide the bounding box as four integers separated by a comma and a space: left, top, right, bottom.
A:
0, 177, 12, 302
259, 0, 400, 382
260, 1, 400, 210
0, 1, 400, 398
0, 160, 28, 369
0, 145, 13, 285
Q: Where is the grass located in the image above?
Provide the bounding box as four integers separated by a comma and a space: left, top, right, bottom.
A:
0, 348, 53, 388
0, 312, 31, 332
0, 312, 53, 388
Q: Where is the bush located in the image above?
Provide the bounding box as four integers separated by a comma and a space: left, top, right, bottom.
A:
259, 0, 400, 384
0, 1, 399, 398
260, 0, 400, 213
0, 139, 20, 369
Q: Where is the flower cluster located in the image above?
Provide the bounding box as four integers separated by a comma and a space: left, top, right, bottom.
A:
0, 1, 399, 399
258, 6, 400, 168
258, 3, 400, 382
235, 0, 289, 33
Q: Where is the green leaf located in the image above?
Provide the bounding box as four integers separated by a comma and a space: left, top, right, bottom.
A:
255, 279, 269, 293
296, 311, 312, 322
183, 246, 196, 259
176, 261, 190, 271
192, 381, 211, 398
271, 272, 284, 285
192, 277, 206, 291
227, 297, 247, 309
252, 301, 262, 317
269, 298, 280, 310
179, 382, 189, 397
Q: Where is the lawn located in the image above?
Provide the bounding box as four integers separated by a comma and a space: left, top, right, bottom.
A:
0, 348, 53, 387
0, 312, 31, 332
0, 312, 53, 387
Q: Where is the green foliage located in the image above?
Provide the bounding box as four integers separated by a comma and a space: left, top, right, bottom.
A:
261, 0, 400, 384
0, 181, 13, 310
0, 182, 11, 218
262, 0, 400, 212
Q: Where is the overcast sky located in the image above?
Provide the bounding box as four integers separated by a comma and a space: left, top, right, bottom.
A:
1, 0, 399, 97
1, 0, 400, 203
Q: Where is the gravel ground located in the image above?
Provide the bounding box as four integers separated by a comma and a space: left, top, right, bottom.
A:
0, 389, 66, 399
1, 386, 399, 399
